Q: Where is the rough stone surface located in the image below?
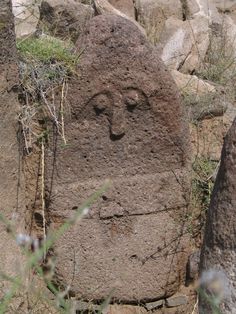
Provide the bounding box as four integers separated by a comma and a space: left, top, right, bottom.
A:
108, 0, 135, 19
39, 0, 94, 42
12, 0, 39, 38
46, 15, 191, 302
200, 117, 236, 313
0, 0, 26, 281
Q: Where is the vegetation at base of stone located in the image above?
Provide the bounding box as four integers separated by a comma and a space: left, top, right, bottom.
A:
17, 36, 80, 69
188, 157, 218, 239
0, 183, 109, 314
198, 289, 222, 314
197, 268, 230, 314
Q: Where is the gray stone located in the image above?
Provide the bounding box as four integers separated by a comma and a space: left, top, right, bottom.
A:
160, 15, 209, 73
134, 0, 183, 44
145, 299, 164, 310
12, 0, 40, 38
166, 295, 188, 307
108, 0, 135, 19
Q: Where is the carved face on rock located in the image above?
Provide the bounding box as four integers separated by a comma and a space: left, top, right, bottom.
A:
46, 15, 190, 301
50, 34, 188, 182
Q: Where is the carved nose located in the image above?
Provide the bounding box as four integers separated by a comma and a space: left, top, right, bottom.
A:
110, 93, 126, 139
110, 107, 126, 139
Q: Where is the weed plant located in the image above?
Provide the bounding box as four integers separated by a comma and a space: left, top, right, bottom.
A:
17, 36, 80, 69
188, 157, 218, 240
17, 35, 81, 154
0, 182, 110, 314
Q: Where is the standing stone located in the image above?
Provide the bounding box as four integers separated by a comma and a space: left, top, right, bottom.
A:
200, 118, 236, 313
46, 15, 191, 301
0, 0, 25, 279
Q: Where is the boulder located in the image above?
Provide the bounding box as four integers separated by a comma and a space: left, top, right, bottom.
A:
215, 0, 236, 24
134, 0, 183, 44
12, 0, 40, 38
39, 0, 94, 42
171, 70, 216, 96
213, 0, 236, 11
108, 0, 135, 19
45, 15, 191, 301
200, 117, 236, 313
160, 15, 209, 73
191, 0, 221, 22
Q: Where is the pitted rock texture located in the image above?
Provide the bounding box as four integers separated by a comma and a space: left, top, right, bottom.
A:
46, 15, 191, 301
0, 0, 25, 277
200, 117, 236, 313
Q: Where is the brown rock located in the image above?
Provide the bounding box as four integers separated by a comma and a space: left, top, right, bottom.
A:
0, 0, 26, 284
46, 15, 191, 301
39, 0, 94, 42
200, 117, 236, 313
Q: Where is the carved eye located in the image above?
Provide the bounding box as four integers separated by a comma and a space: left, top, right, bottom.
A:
91, 93, 111, 115
124, 90, 140, 110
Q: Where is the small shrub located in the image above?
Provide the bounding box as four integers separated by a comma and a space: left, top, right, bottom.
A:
196, 20, 236, 103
